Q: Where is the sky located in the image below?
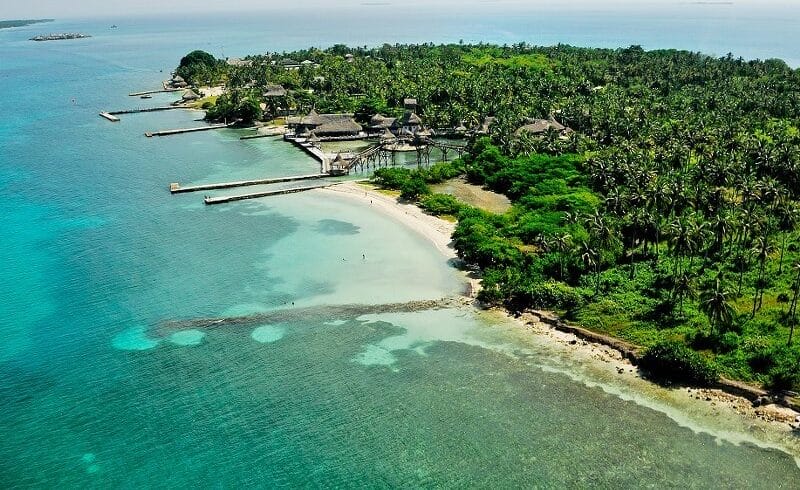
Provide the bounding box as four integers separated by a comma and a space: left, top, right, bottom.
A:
3, 0, 792, 20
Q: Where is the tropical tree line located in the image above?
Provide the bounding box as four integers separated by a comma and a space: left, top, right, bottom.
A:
181, 43, 800, 389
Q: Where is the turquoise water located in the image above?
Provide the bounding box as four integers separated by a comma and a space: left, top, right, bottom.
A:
2, 8, 800, 487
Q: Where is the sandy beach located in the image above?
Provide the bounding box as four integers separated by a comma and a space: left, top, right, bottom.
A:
320, 181, 458, 260
320, 179, 800, 456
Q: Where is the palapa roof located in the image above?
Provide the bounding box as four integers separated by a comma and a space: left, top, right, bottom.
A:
172, 75, 185, 83
182, 89, 200, 100
301, 109, 323, 126
402, 111, 422, 126
369, 114, 397, 129
515, 118, 568, 136
263, 84, 287, 97
380, 128, 397, 141
314, 119, 363, 135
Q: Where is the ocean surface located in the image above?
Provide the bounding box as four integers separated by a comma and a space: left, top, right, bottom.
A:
2, 5, 800, 486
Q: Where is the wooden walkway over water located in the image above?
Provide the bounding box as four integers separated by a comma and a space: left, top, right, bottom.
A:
170, 174, 329, 193
128, 88, 182, 96
146, 123, 230, 137
203, 182, 339, 205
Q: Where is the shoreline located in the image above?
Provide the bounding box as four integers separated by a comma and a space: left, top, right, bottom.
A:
319, 180, 800, 448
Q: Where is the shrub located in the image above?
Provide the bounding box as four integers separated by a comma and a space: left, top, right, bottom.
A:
640, 341, 719, 386
509, 280, 584, 311
399, 175, 430, 201
372, 167, 411, 189
765, 346, 800, 390
419, 193, 462, 216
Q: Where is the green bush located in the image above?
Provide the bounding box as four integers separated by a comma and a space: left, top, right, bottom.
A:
372, 167, 411, 189
399, 175, 430, 201
509, 280, 584, 311
419, 193, 462, 216
766, 346, 800, 390
640, 341, 719, 386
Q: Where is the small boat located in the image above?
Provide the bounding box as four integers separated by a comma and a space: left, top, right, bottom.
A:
140, 94, 153, 99
110, 25, 118, 29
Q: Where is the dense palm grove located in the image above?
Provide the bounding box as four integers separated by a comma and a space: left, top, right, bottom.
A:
182, 43, 800, 389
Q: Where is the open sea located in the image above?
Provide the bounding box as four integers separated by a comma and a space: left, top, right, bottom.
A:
2, 4, 800, 486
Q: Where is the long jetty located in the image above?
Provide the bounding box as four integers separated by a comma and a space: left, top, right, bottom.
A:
203, 183, 338, 205
108, 106, 184, 116
170, 174, 328, 194
129, 88, 182, 96
146, 123, 229, 137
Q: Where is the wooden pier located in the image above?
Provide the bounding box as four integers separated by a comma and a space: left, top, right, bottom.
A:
285, 136, 329, 172
108, 106, 184, 116
170, 174, 329, 194
128, 88, 182, 97
146, 123, 229, 137
99, 106, 185, 123
203, 183, 338, 205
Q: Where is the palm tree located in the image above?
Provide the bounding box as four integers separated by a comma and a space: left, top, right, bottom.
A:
552, 233, 572, 280
672, 271, 697, 318
788, 262, 800, 346
579, 241, 600, 296
699, 275, 735, 336
750, 236, 775, 316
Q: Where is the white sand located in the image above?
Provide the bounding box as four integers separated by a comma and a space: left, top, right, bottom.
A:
319, 181, 457, 259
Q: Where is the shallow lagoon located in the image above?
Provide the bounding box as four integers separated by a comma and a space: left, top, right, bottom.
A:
2, 9, 800, 486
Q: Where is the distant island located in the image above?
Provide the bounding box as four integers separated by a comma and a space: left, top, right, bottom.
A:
30, 33, 91, 42
0, 19, 53, 29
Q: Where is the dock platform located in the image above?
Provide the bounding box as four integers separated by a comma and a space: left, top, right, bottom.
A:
146, 123, 229, 137
203, 183, 338, 205
108, 107, 184, 116
99, 112, 120, 122
129, 88, 182, 97
170, 174, 329, 194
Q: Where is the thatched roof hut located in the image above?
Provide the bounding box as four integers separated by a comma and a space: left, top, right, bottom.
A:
369, 114, 398, 129
402, 112, 422, 126
380, 128, 397, 142
300, 109, 323, 126
315, 119, 363, 136
515, 118, 569, 136
263, 84, 287, 97
182, 89, 200, 101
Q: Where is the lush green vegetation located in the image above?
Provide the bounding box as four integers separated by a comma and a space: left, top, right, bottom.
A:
0, 19, 52, 29
175, 50, 226, 86
191, 43, 800, 389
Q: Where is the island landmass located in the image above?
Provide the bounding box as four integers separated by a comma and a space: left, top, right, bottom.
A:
161, 42, 800, 413
0, 19, 53, 29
